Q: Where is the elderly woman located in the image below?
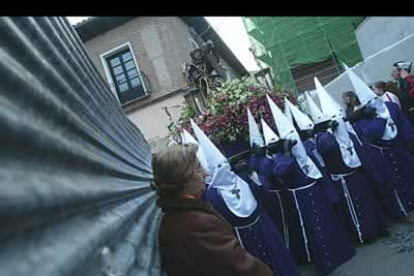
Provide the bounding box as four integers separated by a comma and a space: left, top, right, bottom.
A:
153, 144, 272, 276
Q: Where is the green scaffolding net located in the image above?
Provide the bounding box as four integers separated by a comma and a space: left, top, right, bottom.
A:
242, 17, 365, 92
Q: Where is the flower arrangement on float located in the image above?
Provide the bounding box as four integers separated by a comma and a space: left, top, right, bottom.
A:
171, 77, 297, 157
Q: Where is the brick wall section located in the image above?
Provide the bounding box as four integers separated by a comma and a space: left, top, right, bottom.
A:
81, 17, 242, 148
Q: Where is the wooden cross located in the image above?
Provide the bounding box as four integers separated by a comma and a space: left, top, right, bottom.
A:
346, 146, 354, 155
231, 187, 241, 200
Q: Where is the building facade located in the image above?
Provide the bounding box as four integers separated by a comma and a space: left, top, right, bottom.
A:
75, 17, 247, 150
243, 17, 365, 93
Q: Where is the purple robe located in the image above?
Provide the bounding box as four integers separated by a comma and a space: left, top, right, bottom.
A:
315, 131, 386, 242
273, 153, 355, 275
200, 183, 209, 201
205, 187, 300, 276
303, 139, 341, 206
352, 102, 414, 219
246, 156, 289, 246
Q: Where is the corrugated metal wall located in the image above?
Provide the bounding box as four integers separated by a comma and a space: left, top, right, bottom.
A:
0, 17, 163, 276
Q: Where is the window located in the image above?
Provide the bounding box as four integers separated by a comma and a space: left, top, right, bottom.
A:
291, 55, 342, 93
105, 47, 146, 105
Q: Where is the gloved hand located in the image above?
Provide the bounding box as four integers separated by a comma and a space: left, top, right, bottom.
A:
267, 140, 284, 155
313, 120, 332, 133
329, 120, 339, 132
299, 129, 314, 141
347, 106, 377, 123
251, 145, 266, 157
283, 139, 297, 156
232, 159, 250, 173
362, 105, 377, 119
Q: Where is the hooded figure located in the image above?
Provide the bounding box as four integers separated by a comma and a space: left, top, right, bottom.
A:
190, 119, 300, 276
267, 95, 355, 275
285, 97, 341, 208
181, 129, 210, 180
345, 64, 414, 219
235, 109, 290, 247
304, 92, 329, 125
314, 77, 386, 243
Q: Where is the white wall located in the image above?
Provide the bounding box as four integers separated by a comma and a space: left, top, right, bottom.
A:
356, 17, 414, 59
307, 30, 414, 107
127, 93, 185, 141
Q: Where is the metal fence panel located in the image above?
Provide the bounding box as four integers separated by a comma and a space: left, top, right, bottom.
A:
0, 16, 163, 276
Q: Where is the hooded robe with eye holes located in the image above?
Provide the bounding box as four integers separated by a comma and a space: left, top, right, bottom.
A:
313, 76, 386, 243
239, 110, 290, 247
285, 96, 341, 207
267, 94, 355, 275
345, 64, 414, 219
190, 119, 300, 276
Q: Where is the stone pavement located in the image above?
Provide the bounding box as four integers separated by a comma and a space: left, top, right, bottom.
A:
299, 214, 414, 276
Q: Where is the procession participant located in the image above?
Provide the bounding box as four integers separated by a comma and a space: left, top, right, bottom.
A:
305, 91, 363, 146
285, 97, 341, 207
391, 61, 414, 123
154, 144, 273, 276
181, 128, 211, 201
373, 81, 401, 108
190, 119, 300, 276
313, 77, 386, 243
267, 95, 355, 276
346, 64, 414, 219
232, 109, 289, 247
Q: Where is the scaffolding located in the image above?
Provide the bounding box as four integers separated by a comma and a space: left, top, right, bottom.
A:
243, 17, 365, 93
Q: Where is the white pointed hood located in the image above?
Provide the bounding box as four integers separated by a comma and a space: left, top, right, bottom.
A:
344, 64, 397, 140
190, 119, 257, 217
247, 108, 265, 148
266, 94, 293, 138
314, 77, 361, 168
285, 97, 314, 131
261, 118, 280, 146
314, 77, 345, 118
304, 92, 328, 124
181, 129, 211, 179
344, 64, 376, 106
266, 94, 322, 179
284, 101, 294, 124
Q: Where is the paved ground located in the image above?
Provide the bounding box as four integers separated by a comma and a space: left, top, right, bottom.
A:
299, 214, 414, 276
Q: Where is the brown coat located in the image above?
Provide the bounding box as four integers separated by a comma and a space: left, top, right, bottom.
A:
157, 197, 273, 276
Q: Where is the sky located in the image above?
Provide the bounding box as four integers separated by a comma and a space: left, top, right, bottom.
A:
66, 17, 260, 72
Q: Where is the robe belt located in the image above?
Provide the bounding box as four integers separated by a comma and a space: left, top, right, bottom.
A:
394, 190, 408, 216
365, 142, 392, 150
233, 215, 261, 249
269, 189, 289, 248
366, 142, 392, 157
330, 170, 364, 243
365, 144, 408, 216
287, 181, 317, 262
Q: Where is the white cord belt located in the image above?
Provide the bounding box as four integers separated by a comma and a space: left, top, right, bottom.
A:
287, 181, 317, 262
234, 215, 261, 248
331, 170, 363, 243
395, 190, 408, 216
364, 144, 408, 216
366, 142, 391, 156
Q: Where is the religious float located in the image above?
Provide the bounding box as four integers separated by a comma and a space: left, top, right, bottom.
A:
171, 77, 297, 159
